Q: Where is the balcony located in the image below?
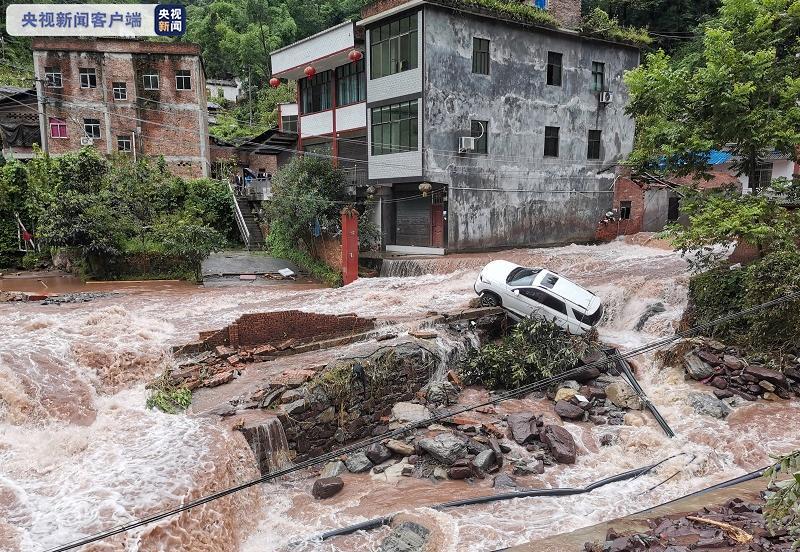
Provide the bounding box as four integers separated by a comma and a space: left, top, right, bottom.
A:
271, 21, 358, 80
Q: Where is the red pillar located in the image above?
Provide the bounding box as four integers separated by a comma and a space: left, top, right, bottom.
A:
341, 207, 358, 285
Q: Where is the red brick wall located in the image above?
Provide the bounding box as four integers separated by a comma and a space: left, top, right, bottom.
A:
596, 177, 644, 241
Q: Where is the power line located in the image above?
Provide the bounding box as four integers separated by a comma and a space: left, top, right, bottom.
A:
43, 288, 800, 552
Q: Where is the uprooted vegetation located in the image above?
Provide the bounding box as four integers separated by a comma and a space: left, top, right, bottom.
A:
459, 317, 600, 390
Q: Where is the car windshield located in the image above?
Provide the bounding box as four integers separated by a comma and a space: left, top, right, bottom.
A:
540, 273, 559, 289
506, 267, 541, 286
574, 304, 604, 327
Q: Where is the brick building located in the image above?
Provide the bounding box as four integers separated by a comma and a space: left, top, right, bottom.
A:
32, 38, 210, 178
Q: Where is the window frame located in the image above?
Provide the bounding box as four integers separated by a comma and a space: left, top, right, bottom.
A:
175, 69, 192, 91
281, 115, 298, 133
117, 135, 132, 152
519, 288, 567, 315
112, 82, 127, 100
45, 67, 63, 89
83, 118, 101, 139
544, 126, 559, 158
546, 52, 562, 86
370, 100, 419, 156
49, 117, 68, 138
587, 129, 602, 160
472, 37, 490, 75
142, 72, 160, 91
470, 120, 488, 154
619, 201, 632, 220
369, 12, 419, 80
591, 61, 605, 92
335, 60, 366, 106
751, 162, 773, 190
79, 68, 97, 89
300, 70, 332, 114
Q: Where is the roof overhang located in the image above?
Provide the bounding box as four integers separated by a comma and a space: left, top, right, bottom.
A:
271, 21, 360, 80
357, 0, 425, 26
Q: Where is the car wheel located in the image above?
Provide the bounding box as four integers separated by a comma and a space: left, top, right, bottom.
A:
480, 292, 501, 307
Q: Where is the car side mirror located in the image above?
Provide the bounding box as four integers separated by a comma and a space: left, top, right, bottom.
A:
512, 289, 520, 295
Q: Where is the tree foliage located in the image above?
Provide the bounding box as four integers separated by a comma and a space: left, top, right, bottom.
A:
579, 7, 653, 45
459, 318, 597, 390
624, 0, 800, 183
764, 450, 800, 548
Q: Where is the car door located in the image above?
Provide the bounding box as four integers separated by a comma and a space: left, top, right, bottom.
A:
519, 288, 571, 330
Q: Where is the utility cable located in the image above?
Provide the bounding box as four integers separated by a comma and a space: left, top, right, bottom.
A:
44, 288, 800, 552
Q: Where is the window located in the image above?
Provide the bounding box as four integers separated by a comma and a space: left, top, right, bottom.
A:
574, 304, 604, 326
79, 68, 97, 89
143, 72, 160, 90
619, 201, 632, 220
336, 60, 366, 106
546, 52, 562, 86
751, 162, 773, 190
370, 12, 418, 79
83, 118, 101, 139
371, 100, 418, 156
540, 273, 559, 289
282, 115, 298, 133
49, 117, 67, 138
544, 126, 559, 157
591, 62, 605, 92
668, 197, 680, 222
587, 129, 602, 160
304, 141, 332, 157
470, 120, 488, 154
117, 135, 132, 152
113, 82, 127, 100
506, 267, 542, 286
300, 71, 331, 114
176, 69, 191, 90
520, 288, 567, 315
45, 67, 62, 88
472, 37, 490, 75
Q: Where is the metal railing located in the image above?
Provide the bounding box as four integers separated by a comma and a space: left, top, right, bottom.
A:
342, 167, 367, 190
227, 179, 251, 247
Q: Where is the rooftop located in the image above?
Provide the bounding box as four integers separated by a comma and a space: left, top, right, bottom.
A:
31, 37, 201, 56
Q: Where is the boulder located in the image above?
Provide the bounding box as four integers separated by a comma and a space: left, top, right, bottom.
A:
472, 449, 496, 472
513, 459, 545, 475
378, 521, 430, 552
391, 402, 431, 423
540, 424, 577, 464
697, 350, 721, 366
687, 393, 732, 419
506, 412, 539, 444
366, 443, 392, 465
488, 436, 504, 468
385, 439, 415, 456
683, 353, 715, 380
433, 466, 448, 480
560, 380, 582, 391
709, 376, 728, 390
713, 389, 734, 400
417, 432, 468, 465
759, 380, 776, 392
344, 451, 373, 473
744, 365, 788, 388
447, 465, 472, 479
554, 400, 585, 421
493, 474, 518, 488
573, 365, 602, 383
722, 355, 744, 370
554, 387, 578, 402
605, 382, 643, 410
312, 477, 344, 499
321, 460, 347, 478
580, 386, 606, 401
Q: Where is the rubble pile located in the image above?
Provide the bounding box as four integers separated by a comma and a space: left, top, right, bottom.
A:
584, 498, 796, 552
679, 338, 800, 402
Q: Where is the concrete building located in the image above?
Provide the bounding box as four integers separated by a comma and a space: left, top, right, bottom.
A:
206, 78, 241, 103
32, 37, 210, 178
272, 0, 641, 253
0, 86, 40, 160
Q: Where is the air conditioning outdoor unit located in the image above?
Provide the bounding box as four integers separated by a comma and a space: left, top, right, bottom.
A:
459, 136, 476, 153
80, 136, 94, 146
599, 91, 613, 104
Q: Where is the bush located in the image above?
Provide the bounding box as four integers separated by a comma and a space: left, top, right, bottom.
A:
432, 0, 559, 28
580, 8, 653, 45
459, 318, 597, 390
764, 450, 800, 548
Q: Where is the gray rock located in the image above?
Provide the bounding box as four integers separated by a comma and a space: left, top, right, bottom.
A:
312, 477, 344, 499
283, 398, 308, 415
344, 451, 373, 473
319, 406, 336, 424
391, 402, 431, 423
540, 424, 577, 464
745, 365, 788, 388
472, 449, 496, 472
687, 392, 732, 419
683, 353, 715, 380
506, 412, 539, 444
493, 474, 518, 488
560, 380, 582, 391
554, 400, 585, 420
433, 466, 448, 480
366, 443, 392, 465
635, 302, 666, 331
378, 521, 430, 552
759, 380, 776, 392
723, 354, 744, 370
605, 382, 643, 410
321, 460, 347, 478
280, 388, 306, 404
425, 381, 460, 405
513, 459, 544, 475
418, 432, 468, 465
385, 439, 415, 456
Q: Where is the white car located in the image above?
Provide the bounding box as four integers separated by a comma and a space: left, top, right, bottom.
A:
474, 260, 604, 335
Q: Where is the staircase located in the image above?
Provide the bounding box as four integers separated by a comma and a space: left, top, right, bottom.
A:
236, 198, 265, 249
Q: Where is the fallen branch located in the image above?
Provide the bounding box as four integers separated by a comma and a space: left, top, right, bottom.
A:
686, 515, 753, 543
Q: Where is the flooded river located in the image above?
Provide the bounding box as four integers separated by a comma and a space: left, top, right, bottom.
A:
1, 241, 797, 551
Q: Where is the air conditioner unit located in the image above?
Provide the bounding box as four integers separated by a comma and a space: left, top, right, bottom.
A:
459, 136, 477, 153
599, 91, 613, 104
80, 136, 94, 146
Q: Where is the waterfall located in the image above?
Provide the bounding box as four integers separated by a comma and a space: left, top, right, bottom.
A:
239, 415, 292, 476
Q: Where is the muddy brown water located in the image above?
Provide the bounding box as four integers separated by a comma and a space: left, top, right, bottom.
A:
0, 241, 798, 551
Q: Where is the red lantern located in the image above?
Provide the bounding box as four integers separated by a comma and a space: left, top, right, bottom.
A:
304, 66, 316, 78
348, 49, 363, 62
269, 77, 280, 88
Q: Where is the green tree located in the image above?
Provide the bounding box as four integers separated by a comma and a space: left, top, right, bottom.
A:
156, 218, 226, 281
624, 0, 800, 185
